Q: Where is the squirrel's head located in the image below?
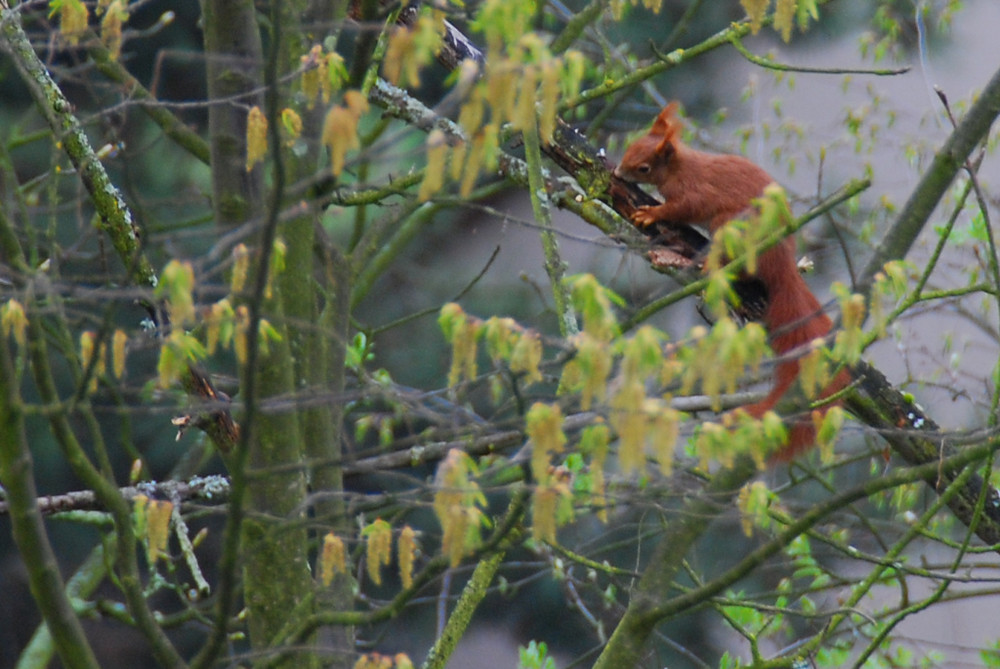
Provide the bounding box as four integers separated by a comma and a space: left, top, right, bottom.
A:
613, 102, 683, 184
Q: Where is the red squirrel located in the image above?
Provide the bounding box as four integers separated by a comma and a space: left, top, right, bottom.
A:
614, 102, 849, 459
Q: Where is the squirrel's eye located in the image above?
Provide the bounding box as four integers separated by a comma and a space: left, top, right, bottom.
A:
637, 165, 650, 174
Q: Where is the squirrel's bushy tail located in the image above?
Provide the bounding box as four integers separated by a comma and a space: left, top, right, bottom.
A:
741, 251, 850, 460
769, 367, 851, 461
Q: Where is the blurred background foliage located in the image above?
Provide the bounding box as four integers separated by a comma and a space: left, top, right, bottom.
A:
0, 0, 985, 666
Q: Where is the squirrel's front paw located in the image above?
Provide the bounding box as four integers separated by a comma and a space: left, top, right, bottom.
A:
631, 206, 660, 227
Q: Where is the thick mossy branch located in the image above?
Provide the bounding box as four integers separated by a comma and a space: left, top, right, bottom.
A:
0, 8, 155, 288
420, 551, 508, 669
420, 493, 527, 669
846, 362, 1000, 545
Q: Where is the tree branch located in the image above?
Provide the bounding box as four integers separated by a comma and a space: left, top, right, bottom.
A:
0, 3, 238, 456
0, 315, 100, 669
387, 8, 1000, 552
0, 476, 232, 516
0, 6, 155, 288
379, 10, 1000, 668
856, 62, 1000, 297
846, 361, 1000, 544
88, 37, 211, 164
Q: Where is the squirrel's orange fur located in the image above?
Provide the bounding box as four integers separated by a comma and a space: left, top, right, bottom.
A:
615, 102, 848, 460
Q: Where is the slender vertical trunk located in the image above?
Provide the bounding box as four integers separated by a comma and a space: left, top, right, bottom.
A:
277, 1, 356, 663
202, 1, 315, 664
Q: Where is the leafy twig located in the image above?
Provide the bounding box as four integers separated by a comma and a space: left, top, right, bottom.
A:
856, 62, 1000, 298
728, 34, 910, 75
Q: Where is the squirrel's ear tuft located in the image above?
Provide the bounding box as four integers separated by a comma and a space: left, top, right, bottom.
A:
651, 101, 679, 135
651, 102, 682, 153
653, 102, 681, 156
